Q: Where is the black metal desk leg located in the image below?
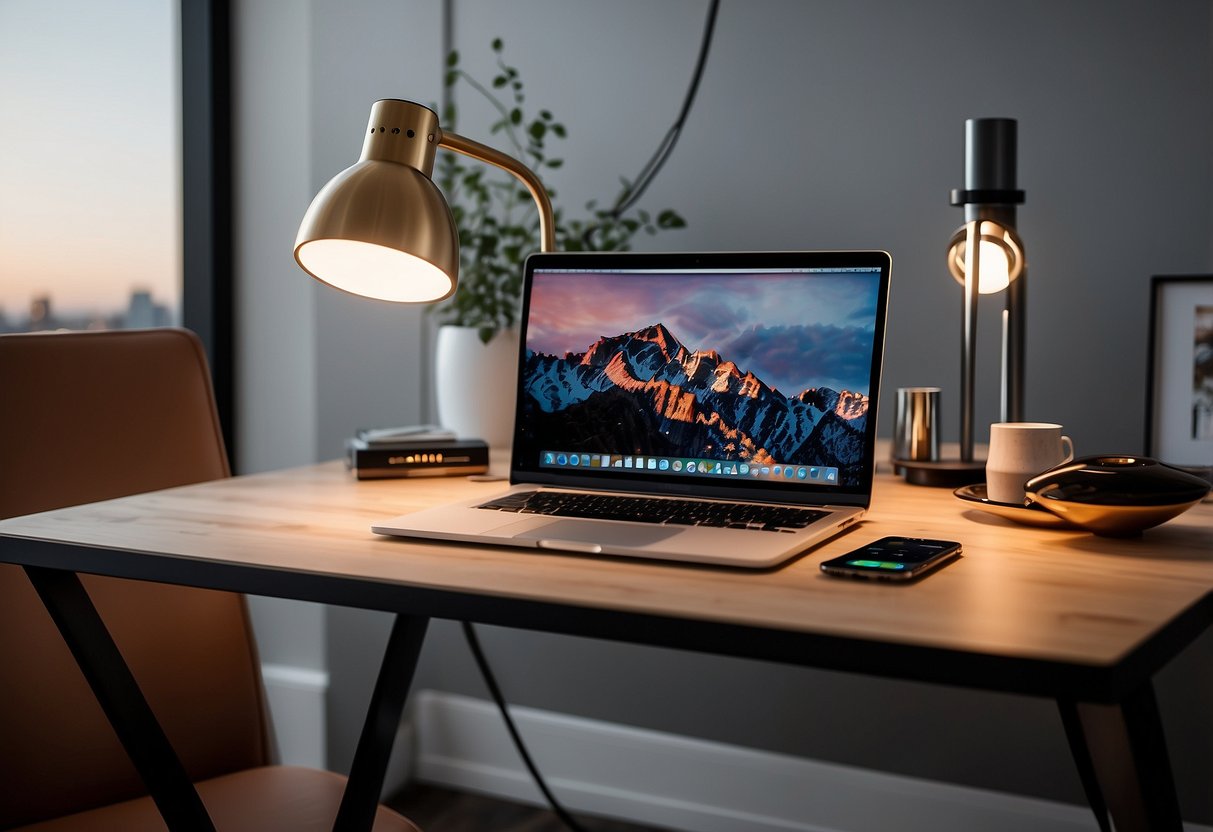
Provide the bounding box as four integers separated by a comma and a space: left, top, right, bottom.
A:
23, 566, 215, 832
1058, 699, 1112, 832
333, 613, 430, 832
1063, 683, 1183, 832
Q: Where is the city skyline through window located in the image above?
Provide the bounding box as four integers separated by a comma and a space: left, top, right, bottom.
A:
0, 0, 180, 332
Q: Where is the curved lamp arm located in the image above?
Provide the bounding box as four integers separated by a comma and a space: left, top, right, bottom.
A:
438, 129, 556, 253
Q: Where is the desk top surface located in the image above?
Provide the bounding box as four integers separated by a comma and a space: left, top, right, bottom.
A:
2, 461, 1211, 686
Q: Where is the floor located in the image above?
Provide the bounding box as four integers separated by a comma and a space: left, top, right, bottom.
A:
385, 783, 672, 832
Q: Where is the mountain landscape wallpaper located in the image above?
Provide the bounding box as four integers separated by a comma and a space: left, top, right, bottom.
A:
520, 270, 882, 486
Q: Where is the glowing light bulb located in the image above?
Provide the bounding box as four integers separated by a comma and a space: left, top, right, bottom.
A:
296, 239, 454, 303
975, 239, 1010, 294
947, 220, 1023, 295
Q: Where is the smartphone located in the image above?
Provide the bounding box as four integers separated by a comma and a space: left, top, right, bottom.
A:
819, 536, 961, 582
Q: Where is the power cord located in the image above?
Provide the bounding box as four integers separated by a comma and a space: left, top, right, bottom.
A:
582, 0, 721, 248
461, 621, 589, 832
459, 6, 724, 829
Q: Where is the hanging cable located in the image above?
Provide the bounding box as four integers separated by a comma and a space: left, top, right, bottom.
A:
462, 621, 589, 832
582, 0, 720, 247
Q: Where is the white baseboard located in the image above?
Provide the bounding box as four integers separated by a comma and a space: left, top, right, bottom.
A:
411, 689, 1211, 832
260, 663, 329, 770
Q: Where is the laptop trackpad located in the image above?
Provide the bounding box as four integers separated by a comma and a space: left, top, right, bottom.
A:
513, 519, 681, 553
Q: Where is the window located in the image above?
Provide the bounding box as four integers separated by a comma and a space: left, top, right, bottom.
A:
2, 0, 233, 458
0, 0, 181, 333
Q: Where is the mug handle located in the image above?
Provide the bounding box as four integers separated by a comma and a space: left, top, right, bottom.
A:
1060, 435, 1074, 464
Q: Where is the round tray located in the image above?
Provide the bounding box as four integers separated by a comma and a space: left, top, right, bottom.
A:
953, 484, 1077, 529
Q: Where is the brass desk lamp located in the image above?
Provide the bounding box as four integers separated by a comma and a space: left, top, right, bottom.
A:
295, 98, 554, 303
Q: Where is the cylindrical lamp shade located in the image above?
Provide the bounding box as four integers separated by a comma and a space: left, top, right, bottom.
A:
964, 118, 1018, 197
295, 158, 459, 303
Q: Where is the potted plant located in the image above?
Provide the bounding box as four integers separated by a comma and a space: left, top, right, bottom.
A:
432, 38, 686, 447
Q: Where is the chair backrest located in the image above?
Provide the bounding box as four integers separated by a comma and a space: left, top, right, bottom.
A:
0, 328, 272, 827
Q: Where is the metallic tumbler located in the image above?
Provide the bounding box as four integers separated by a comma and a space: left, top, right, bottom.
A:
893, 387, 940, 462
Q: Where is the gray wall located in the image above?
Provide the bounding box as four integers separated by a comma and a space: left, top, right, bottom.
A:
234, 0, 327, 687
234, 0, 1213, 820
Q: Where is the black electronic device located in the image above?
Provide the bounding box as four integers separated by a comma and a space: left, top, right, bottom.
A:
345, 437, 489, 479
819, 536, 960, 582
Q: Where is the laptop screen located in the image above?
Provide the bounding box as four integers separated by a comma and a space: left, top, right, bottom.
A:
511, 251, 890, 506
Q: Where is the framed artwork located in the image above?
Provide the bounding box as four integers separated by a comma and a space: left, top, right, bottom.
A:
1146, 275, 1213, 465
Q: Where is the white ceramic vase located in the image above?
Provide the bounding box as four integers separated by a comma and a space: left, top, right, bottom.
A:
434, 325, 519, 449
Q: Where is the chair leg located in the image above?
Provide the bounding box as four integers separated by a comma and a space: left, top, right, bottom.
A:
24, 565, 215, 832
334, 613, 430, 832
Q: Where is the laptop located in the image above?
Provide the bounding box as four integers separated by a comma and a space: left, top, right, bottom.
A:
374, 250, 891, 568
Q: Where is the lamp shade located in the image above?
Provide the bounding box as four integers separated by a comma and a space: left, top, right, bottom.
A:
295, 100, 460, 303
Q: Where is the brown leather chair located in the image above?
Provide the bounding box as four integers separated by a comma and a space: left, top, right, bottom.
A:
0, 329, 420, 832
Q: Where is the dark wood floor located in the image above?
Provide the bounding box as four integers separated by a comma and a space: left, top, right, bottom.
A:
385, 783, 672, 832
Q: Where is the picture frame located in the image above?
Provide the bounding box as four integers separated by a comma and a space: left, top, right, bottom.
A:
1146, 275, 1213, 466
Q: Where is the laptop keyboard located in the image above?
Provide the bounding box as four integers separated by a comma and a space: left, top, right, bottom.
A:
477, 491, 827, 533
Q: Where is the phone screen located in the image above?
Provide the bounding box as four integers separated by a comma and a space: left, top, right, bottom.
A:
819, 536, 960, 581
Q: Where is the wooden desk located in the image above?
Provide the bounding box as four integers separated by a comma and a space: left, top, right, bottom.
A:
1, 462, 1210, 831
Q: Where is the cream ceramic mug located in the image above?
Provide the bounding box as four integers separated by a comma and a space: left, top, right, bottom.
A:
986, 422, 1075, 504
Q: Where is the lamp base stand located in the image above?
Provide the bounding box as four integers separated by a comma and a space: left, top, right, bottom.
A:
895, 458, 986, 488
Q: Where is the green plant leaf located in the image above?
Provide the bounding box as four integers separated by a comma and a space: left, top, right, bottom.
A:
434, 35, 686, 340
657, 210, 687, 228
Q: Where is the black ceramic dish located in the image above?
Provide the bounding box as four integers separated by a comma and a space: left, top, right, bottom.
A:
1024, 455, 1212, 536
